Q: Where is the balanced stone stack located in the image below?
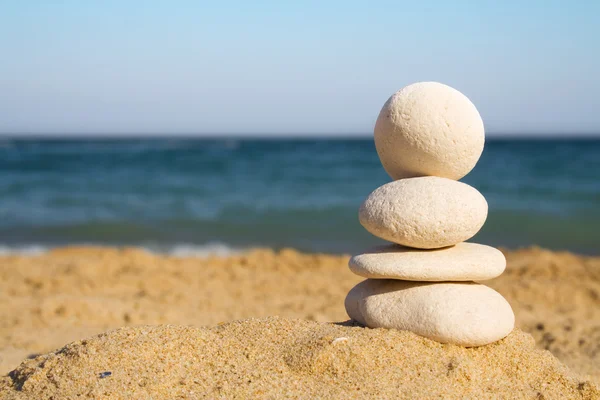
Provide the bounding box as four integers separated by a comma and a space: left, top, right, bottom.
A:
345, 82, 515, 347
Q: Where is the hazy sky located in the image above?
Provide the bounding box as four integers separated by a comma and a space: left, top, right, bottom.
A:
1, 1, 599, 136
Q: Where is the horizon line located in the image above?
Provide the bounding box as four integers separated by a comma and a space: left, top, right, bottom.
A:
1, 132, 599, 140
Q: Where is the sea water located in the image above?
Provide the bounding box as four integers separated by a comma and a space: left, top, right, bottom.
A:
0, 137, 598, 255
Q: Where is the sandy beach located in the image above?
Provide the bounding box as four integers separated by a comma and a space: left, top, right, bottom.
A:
3, 0, 599, 396
0, 246, 598, 398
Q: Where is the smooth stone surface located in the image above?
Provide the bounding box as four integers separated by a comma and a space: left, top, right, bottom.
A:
359, 177, 488, 249
374, 81, 484, 180
349, 242, 506, 281
345, 279, 515, 347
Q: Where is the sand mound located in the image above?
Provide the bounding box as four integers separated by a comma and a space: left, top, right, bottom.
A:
1, 317, 597, 399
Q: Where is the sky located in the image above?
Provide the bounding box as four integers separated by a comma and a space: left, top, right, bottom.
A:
0, 1, 599, 136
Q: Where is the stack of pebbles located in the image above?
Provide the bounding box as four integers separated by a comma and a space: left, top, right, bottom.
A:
345, 82, 514, 346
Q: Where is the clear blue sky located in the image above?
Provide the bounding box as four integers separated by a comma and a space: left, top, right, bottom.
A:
1, 1, 598, 136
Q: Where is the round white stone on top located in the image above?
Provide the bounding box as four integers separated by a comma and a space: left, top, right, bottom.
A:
359, 176, 487, 249
345, 279, 515, 347
374, 82, 484, 181
349, 242, 505, 281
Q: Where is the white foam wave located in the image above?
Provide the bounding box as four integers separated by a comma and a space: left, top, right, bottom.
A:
0, 242, 244, 258
0, 245, 49, 256
163, 242, 244, 258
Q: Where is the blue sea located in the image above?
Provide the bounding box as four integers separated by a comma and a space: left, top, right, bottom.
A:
0, 137, 598, 255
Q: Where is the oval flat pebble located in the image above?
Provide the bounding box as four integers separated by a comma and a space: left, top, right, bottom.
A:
359, 176, 487, 249
374, 81, 484, 180
345, 279, 515, 346
349, 242, 505, 281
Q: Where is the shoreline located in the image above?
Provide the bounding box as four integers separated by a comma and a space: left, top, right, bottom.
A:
1, 246, 598, 383
1, 241, 599, 257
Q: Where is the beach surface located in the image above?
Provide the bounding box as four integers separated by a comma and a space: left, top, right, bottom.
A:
1, 246, 599, 397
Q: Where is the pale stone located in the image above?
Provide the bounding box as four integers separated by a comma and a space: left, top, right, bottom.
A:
374, 81, 484, 180
345, 279, 515, 347
359, 177, 487, 249
349, 242, 505, 281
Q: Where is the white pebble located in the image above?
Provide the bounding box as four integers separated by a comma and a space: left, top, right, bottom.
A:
359, 177, 487, 249
345, 279, 514, 347
332, 337, 349, 345
349, 242, 505, 281
374, 82, 484, 180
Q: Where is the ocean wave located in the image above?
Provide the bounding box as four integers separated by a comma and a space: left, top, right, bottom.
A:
0, 242, 244, 258
0, 245, 48, 256
161, 242, 245, 257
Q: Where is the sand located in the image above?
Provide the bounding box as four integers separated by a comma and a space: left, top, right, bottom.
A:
2, 318, 598, 399
0, 246, 599, 398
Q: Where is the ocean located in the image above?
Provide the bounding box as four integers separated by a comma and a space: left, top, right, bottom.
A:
0, 137, 598, 255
